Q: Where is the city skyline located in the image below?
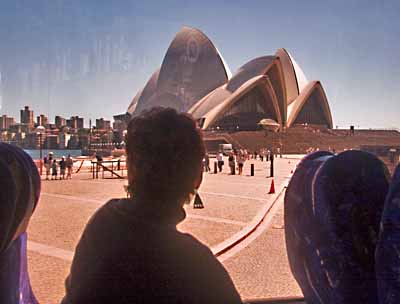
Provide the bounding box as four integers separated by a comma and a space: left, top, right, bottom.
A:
1, 105, 112, 129
0, 104, 120, 151
0, 1, 399, 128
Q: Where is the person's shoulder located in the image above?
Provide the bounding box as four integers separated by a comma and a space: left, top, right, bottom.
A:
84, 199, 126, 231
176, 232, 219, 263
176, 232, 242, 303
179, 232, 209, 249
92, 198, 123, 216
76, 199, 135, 251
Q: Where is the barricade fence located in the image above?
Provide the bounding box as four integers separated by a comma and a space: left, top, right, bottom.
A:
33, 158, 127, 178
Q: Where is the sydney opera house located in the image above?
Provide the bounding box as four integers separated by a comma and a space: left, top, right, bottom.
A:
124, 26, 333, 131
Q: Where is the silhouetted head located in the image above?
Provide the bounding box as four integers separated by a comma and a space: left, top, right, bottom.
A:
0, 143, 41, 254
126, 107, 205, 208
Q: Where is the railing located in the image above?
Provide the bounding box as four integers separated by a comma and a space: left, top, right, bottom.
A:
91, 160, 126, 179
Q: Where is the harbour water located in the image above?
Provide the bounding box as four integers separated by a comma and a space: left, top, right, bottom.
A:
24, 149, 82, 160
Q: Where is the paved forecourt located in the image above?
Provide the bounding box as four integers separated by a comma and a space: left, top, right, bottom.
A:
27, 156, 299, 303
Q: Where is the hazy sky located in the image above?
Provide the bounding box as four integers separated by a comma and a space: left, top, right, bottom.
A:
0, 0, 399, 128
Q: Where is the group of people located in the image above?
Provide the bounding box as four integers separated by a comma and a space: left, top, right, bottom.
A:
228, 149, 248, 175
208, 148, 276, 176
43, 153, 74, 180
252, 147, 281, 161
204, 149, 249, 175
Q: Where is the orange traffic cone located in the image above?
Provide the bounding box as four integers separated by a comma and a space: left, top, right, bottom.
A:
268, 179, 275, 194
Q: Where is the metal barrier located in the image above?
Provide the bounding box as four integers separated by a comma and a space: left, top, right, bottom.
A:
73, 160, 85, 173
91, 160, 125, 179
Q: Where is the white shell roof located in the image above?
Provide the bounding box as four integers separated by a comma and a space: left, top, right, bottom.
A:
128, 26, 230, 116
126, 28, 332, 129
288, 52, 308, 93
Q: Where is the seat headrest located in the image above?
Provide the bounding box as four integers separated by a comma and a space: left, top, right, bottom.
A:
376, 164, 400, 303
285, 150, 389, 304
0, 143, 41, 254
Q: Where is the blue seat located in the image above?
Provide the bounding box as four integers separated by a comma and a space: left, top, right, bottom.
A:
285, 150, 389, 304
0, 143, 40, 304
376, 164, 400, 304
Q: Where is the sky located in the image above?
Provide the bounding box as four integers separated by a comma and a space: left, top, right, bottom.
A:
0, 0, 399, 128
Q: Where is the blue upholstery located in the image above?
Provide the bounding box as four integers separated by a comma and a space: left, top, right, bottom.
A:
376, 165, 400, 304
285, 150, 389, 304
0, 143, 40, 304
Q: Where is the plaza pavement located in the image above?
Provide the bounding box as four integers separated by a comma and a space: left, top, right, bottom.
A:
27, 156, 302, 303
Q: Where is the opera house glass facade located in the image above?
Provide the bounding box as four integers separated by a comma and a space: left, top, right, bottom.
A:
127, 26, 333, 131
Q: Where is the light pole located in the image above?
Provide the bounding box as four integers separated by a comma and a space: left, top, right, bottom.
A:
89, 119, 92, 153
36, 126, 46, 175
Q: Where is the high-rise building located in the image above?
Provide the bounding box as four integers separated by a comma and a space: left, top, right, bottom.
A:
96, 118, 111, 130
67, 116, 84, 129
37, 114, 48, 127
20, 106, 34, 128
112, 114, 128, 131
76, 117, 84, 129
0, 115, 15, 130
55, 116, 66, 129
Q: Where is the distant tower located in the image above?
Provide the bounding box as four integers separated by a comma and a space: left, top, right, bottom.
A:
37, 114, 48, 127
20, 106, 34, 129
55, 115, 66, 128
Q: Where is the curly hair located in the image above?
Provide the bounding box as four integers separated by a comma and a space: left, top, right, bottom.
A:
126, 107, 205, 205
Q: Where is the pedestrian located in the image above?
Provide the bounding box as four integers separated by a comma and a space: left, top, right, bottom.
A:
43, 155, 48, 179
96, 153, 103, 162
228, 153, 236, 175
66, 154, 73, 179
60, 156, 66, 180
51, 159, 58, 180
260, 149, 264, 162
204, 153, 210, 172
45, 152, 53, 180
244, 149, 249, 160
276, 147, 282, 158
238, 153, 245, 175
217, 152, 224, 172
